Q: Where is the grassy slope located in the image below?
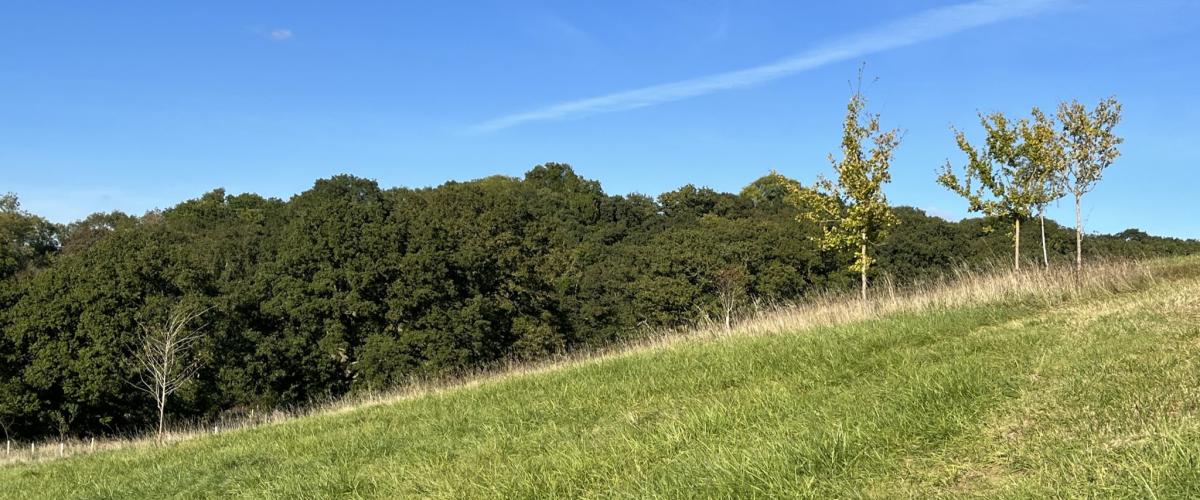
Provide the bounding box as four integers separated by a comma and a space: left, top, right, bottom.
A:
4, 259, 1200, 498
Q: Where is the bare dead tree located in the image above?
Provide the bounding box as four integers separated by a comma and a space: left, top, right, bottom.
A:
714, 266, 747, 331
1, 417, 12, 456
132, 304, 209, 444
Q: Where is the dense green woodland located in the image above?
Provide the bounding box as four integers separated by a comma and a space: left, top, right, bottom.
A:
1, 164, 1197, 440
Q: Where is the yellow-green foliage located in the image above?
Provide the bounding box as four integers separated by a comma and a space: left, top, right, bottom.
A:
1019, 107, 1067, 216
938, 111, 1041, 225
1059, 96, 1123, 198
787, 86, 900, 279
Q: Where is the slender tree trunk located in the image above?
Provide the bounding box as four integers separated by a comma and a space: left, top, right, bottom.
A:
1040, 211, 1049, 268
1074, 192, 1083, 273
157, 391, 165, 444
860, 242, 868, 301
1013, 219, 1021, 271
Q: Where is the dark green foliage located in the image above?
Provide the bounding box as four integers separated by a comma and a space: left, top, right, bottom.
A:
0, 193, 58, 280
875, 207, 1196, 284
0, 167, 1196, 440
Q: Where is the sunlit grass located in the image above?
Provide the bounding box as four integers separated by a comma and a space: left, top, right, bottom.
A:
2, 256, 1198, 497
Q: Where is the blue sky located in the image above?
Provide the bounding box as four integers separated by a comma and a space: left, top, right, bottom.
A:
2, 0, 1197, 237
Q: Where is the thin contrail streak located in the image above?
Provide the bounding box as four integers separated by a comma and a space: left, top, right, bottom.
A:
471, 0, 1061, 132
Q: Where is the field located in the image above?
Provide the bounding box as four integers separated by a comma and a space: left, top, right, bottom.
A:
3, 257, 1200, 498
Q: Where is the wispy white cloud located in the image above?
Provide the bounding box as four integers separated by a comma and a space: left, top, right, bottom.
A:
709, 1, 731, 43
472, 0, 1062, 133
268, 28, 293, 41
534, 12, 598, 48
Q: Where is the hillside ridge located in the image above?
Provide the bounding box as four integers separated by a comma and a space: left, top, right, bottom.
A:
3, 258, 1198, 497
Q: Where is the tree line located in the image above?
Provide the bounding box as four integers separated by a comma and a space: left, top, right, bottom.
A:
1, 98, 1195, 443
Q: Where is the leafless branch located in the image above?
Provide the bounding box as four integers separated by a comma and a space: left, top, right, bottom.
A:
130, 304, 210, 443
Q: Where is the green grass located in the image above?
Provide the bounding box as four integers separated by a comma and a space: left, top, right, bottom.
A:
4, 259, 1200, 498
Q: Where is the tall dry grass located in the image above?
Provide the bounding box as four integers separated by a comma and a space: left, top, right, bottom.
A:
721, 258, 1156, 339
0, 257, 1173, 466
